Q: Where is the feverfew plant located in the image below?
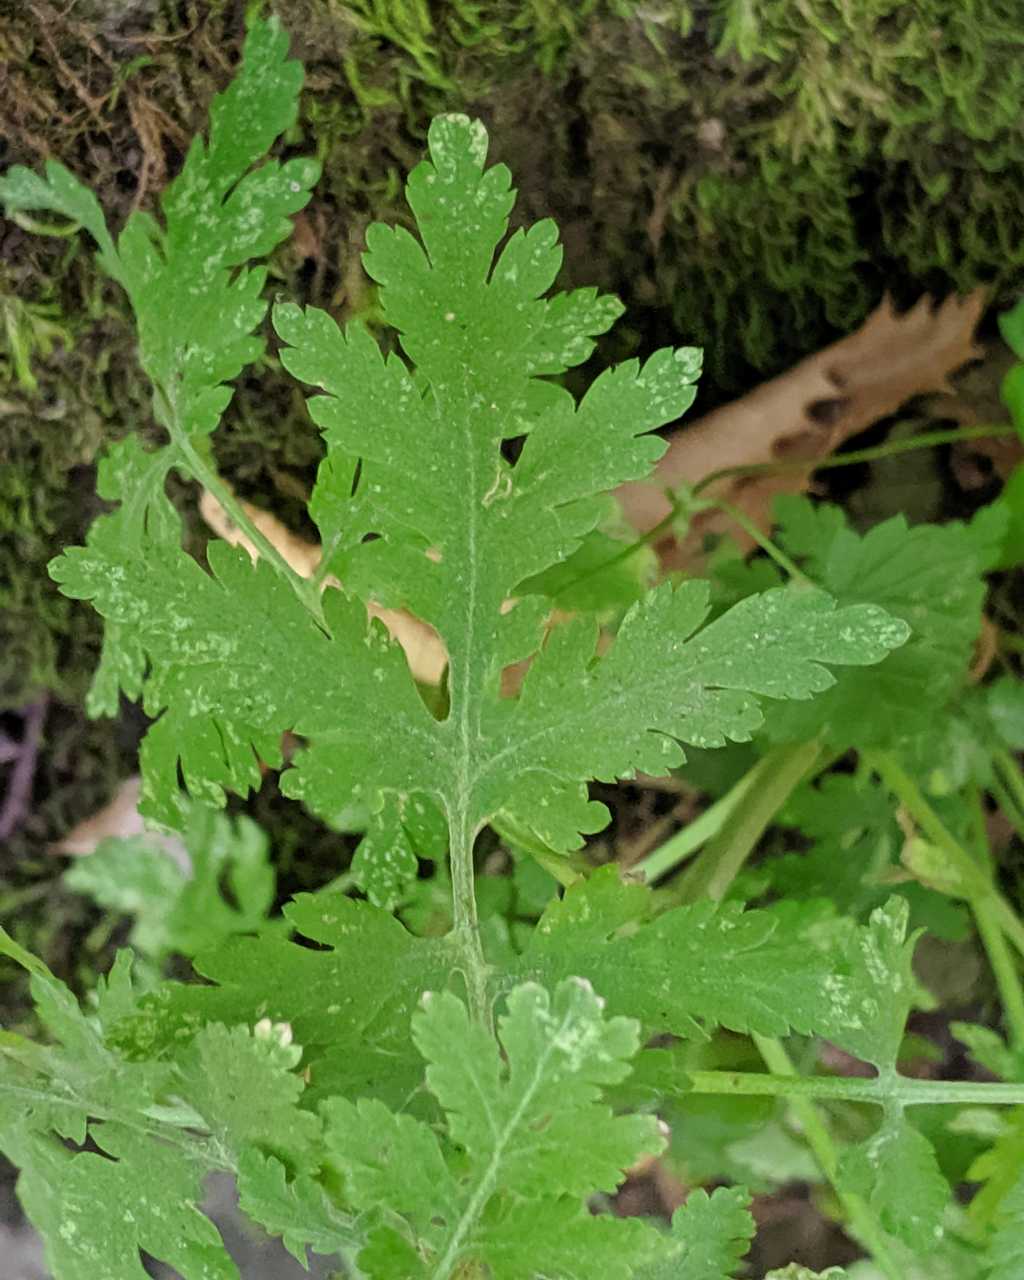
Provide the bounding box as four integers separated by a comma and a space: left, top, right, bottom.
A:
3, 16, 1024, 1280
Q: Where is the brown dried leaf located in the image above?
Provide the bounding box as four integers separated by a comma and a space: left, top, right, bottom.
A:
54, 774, 189, 869
615, 290, 987, 567
53, 776, 144, 855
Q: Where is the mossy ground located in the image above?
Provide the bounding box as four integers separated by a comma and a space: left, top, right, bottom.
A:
1, 0, 1022, 973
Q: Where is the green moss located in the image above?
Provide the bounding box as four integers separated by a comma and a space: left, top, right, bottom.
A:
0, 252, 136, 707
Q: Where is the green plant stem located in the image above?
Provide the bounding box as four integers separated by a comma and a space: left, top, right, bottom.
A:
311, 531, 343, 589
994, 748, 1024, 828
975, 899, 1024, 1052
318, 870, 356, 897
156, 380, 327, 628
968, 784, 1024, 1052
990, 895, 1024, 966
867, 750, 1024, 962
752, 1035, 904, 1280
676, 740, 824, 903
687, 1064, 1024, 1109
0, 882, 53, 919
447, 807, 490, 1027
989, 771, 1024, 844
176, 433, 328, 629
710, 496, 811, 582
6, 210, 88, 239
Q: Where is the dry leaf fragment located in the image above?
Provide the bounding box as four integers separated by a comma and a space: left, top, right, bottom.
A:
615, 290, 987, 567
53, 774, 189, 869
53, 776, 146, 856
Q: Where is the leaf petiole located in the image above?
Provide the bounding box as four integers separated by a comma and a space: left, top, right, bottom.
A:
868, 750, 1024, 963
447, 808, 491, 1027
170, 419, 328, 630
967, 784, 1024, 1051
686, 1064, 1024, 1109
994, 747, 1024, 831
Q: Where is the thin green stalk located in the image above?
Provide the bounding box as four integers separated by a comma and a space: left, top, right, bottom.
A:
311, 531, 343, 590
155, 382, 326, 627
994, 748, 1024, 828
176, 434, 328, 629
447, 806, 490, 1027
868, 751, 1024, 963
753, 1035, 905, 1280
989, 771, 1024, 845
686, 1065, 1024, 1109
558, 423, 1018, 600
317, 870, 356, 897
561, 501, 678, 592
989, 894, 1024, 966
967, 785, 1024, 1052
6, 210, 93, 239
865, 752, 985, 888
551, 486, 812, 600
676, 741, 824, 903
975, 900, 1024, 1052
710, 496, 811, 583
0, 883, 52, 919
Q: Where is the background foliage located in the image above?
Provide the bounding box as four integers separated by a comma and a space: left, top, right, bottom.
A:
4, 6, 1024, 1277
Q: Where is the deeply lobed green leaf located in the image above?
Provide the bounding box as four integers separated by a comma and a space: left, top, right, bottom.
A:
39, 96, 908, 868
325, 978, 665, 1280
110, 892, 452, 1110
837, 1112, 949, 1252
10, 1125, 237, 1280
